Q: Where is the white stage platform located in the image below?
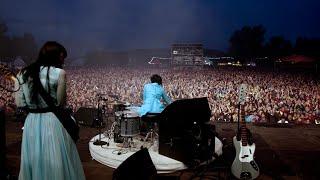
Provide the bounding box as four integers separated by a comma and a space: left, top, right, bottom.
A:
89, 134, 223, 173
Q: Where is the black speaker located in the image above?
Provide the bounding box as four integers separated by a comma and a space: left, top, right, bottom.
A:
75, 107, 98, 126
160, 97, 211, 137
112, 148, 157, 180
0, 108, 8, 179
159, 97, 215, 166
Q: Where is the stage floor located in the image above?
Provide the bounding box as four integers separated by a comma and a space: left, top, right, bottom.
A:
89, 134, 187, 173
89, 134, 223, 173
4, 119, 320, 179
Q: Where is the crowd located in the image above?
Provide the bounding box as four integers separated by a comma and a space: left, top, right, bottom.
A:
1, 66, 319, 124
0, 78, 15, 112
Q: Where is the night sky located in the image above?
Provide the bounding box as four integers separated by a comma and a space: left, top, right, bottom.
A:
1, 0, 319, 56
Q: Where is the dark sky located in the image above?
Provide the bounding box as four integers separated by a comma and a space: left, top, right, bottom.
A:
1, 0, 320, 56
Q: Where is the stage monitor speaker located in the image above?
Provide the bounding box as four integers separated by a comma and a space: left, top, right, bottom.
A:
75, 107, 98, 126
112, 148, 157, 180
160, 97, 211, 137
159, 97, 215, 166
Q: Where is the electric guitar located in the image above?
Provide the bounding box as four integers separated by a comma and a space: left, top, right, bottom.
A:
231, 84, 260, 179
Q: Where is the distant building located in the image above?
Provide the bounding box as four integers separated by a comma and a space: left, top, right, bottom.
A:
171, 44, 204, 66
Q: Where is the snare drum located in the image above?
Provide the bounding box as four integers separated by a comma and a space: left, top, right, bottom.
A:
119, 110, 140, 137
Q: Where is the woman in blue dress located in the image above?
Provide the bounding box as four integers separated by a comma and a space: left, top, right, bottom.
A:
15, 41, 85, 180
138, 74, 172, 116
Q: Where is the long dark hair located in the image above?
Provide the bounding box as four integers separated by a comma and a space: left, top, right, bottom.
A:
21, 41, 67, 104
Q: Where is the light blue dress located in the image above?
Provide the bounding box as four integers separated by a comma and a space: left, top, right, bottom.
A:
15, 66, 85, 180
138, 83, 172, 116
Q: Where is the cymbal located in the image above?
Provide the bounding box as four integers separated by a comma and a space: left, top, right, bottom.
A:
108, 101, 126, 105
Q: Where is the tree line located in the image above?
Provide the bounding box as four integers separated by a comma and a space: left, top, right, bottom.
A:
0, 22, 37, 65
229, 25, 320, 62
0, 21, 319, 65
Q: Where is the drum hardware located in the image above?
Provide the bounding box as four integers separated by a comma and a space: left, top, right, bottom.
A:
99, 95, 129, 144
121, 136, 136, 149
140, 113, 161, 150
141, 122, 159, 151
103, 121, 117, 145
93, 120, 108, 146
98, 99, 141, 149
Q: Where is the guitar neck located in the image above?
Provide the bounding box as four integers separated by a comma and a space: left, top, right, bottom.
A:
240, 104, 248, 146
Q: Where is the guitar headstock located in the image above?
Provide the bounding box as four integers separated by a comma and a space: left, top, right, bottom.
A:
238, 84, 247, 105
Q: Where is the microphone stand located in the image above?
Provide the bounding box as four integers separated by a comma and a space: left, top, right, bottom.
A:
0, 105, 9, 179
93, 96, 108, 146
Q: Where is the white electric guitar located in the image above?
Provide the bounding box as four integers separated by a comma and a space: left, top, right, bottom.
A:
231, 84, 260, 179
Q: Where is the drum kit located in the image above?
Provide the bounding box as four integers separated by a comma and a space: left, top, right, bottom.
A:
94, 95, 150, 151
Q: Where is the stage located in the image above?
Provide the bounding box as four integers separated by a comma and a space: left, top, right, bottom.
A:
89, 134, 223, 173
4, 119, 320, 179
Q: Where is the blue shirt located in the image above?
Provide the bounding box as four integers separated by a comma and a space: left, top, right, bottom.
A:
138, 83, 172, 116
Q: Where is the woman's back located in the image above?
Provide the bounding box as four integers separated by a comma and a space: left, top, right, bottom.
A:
16, 67, 85, 180
17, 41, 85, 180
17, 66, 62, 109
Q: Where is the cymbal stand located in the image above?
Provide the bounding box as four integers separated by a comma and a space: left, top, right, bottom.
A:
103, 121, 117, 142
93, 95, 108, 146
